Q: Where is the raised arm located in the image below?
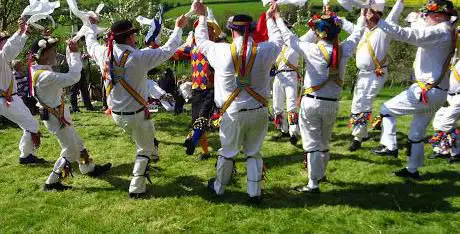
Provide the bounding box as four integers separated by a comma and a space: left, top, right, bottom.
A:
275, 18, 304, 56
341, 22, 365, 57
84, 25, 107, 67
138, 22, 184, 69
377, 19, 452, 46
266, 17, 283, 47
194, 15, 217, 58
386, 0, 404, 23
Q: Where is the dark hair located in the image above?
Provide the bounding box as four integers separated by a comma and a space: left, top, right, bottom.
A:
111, 20, 139, 44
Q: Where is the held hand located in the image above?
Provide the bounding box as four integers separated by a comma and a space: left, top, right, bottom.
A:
192, 1, 206, 16
267, 2, 280, 19
18, 17, 29, 35
175, 15, 188, 28
89, 16, 100, 25
68, 40, 80, 53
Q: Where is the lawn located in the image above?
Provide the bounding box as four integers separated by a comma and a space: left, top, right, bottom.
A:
1, 87, 460, 233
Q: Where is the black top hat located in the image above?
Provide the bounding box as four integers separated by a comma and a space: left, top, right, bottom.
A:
111, 20, 140, 37
227, 14, 256, 32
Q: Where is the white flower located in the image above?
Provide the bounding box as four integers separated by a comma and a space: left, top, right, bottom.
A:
47, 38, 58, 44
38, 39, 47, 48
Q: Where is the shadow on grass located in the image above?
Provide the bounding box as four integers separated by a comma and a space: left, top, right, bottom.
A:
85, 161, 460, 213
198, 170, 460, 213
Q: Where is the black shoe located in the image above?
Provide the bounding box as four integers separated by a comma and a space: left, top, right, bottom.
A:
87, 163, 112, 177
429, 153, 450, 160
19, 154, 48, 165
371, 145, 398, 158
70, 108, 81, 113
198, 153, 211, 161
43, 182, 72, 191
348, 140, 362, 152
289, 135, 298, 145
207, 178, 218, 195
394, 168, 421, 180
248, 196, 262, 204
448, 155, 460, 164
129, 192, 147, 199
184, 138, 196, 156
85, 106, 95, 111
293, 185, 320, 193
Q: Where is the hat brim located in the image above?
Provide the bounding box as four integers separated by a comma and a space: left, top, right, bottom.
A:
115, 28, 140, 37
0, 36, 10, 42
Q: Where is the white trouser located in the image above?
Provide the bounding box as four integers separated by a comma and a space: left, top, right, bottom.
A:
273, 73, 299, 137
0, 95, 39, 158
432, 94, 460, 155
112, 111, 158, 194
379, 83, 447, 171
213, 107, 268, 197
350, 71, 386, 141
299, 96, 338, 188
45, 107, 95, 184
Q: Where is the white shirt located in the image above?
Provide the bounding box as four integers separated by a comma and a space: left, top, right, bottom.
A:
32, 51, 82, 108
276, 18, 364, 99
275, 45, 299, 85
449, 59, 460, 93
356, 0, 404, 70
377, 19, 454, 89
147, 79, 165, 99
0, 32, 28, 94
195, 16, 283, 113
84, 25, 183, 112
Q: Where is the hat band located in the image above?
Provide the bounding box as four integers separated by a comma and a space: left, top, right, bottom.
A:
231, 21, 251, 26
114, 27, 137, 36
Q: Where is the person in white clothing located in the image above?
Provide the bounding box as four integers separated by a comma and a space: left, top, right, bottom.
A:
348, 0, 404, 151
273, 7, 365, 193
193, 2, 283, 202
371, 0, 457, 180
271, 33, 301, 145
0, 18, 46, 165
30, 37, 112, 191
429, 34, 460, 163
84, 16, 187, 198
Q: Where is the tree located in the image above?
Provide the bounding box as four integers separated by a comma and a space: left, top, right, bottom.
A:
0, 0, 28, 31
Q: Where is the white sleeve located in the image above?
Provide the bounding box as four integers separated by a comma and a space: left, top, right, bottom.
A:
267, 17, 283, 47
0, 32, 28, 62
195, 16, 216, 58
385, 0, 404, 23
138, 27, 183, 69
148, 80, 166, 99
41, 52, 83, 89
299, 30, 317, 43
341, 25, 364, 57
84, 25, 108, 68
377, 20, 452, 47
341, 17, 355, 34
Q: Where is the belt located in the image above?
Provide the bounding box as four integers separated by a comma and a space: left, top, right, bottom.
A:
359, 66, 388, 72
112, 107, 145, 116
303, 94, 338, 102
433, 86, 448, 92
238, 105, 264, 113
448, 92, 460, 96
0, 92, 17, 98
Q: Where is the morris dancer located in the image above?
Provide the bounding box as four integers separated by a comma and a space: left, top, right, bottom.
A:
0, 19, 45, 165
84, 16, 187, 198
430, 29, 460, 163
194, 2, 283, 202
30, 37, 111, 191
271, 21, 301, 145
348, 0, 404, 151
372, 0, 457, 179
173, 17, 221, 160
274, 7, 364, 193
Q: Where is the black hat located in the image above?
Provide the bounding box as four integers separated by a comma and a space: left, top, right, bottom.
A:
111, 20, 140, 37
226, 14, 256, 32
30, 37, 59, 59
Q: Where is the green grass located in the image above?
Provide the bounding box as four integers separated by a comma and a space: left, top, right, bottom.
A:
1, 87, 460, 233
